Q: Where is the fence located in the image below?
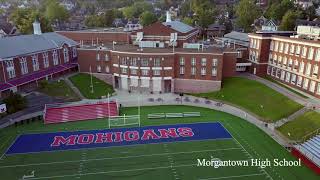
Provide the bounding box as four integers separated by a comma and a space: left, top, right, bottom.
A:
148, 112, 201, 119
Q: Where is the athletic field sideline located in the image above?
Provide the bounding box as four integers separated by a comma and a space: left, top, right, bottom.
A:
0, 105, 318, 180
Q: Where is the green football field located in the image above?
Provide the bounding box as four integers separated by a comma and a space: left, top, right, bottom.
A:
0, 106, 318, 180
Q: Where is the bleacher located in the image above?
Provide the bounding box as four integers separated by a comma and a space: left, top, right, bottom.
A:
44, 101, 118, 124
294, 135, 320, 168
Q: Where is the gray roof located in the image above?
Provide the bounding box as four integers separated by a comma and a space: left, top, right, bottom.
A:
224, 31, 249, 42
162, 21, 195, 33
0, 32, 78, 59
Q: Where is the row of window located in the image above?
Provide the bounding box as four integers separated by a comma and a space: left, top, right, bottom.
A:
269, 53, 319, 78
270, 41, 320, 61
120, 68, 160, 76
268, 66, 320, 94
5, 47, 75, 79
179, 66, 217, 76
96, 53, 109, 61
249, 50, 259, 62
96, 65, 110, 73
179, 57, 218, 66
250, 38, 260, 49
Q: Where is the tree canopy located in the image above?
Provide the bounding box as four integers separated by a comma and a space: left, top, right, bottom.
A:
235, 0, 261, 32
140, 11, 157, 26
45, 0, 69, 23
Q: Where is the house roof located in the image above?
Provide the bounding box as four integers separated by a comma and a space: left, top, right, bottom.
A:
207, 23, 226, 31
162, 21, 195, 33
0, 20, 14, 34
0, 32, 78, 59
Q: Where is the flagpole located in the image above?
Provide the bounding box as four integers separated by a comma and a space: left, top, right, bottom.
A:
90, 65, 94, 93
138, 94, 141, 127
108, 93, 110, 128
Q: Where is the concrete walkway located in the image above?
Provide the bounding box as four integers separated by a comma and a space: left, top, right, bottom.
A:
63, 75, 85, 99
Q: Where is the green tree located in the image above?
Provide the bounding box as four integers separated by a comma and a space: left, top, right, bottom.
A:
182, 17, 194, 25
122, 1, 153, 19
10, 8, 52, 34
235, 0, 261, 32
104, 9, 116, 27
123, 6, 135, 19
140, 11, 157, 26
191, 0, 217, 28
84, 15, 105, 27
265, 0, 295, 21
279, 10, 300, 31
3, 92, 27, 114
45, 0, 69, 23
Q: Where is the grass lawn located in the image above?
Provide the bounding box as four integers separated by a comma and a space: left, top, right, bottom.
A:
0, 105, 317, 180
69, 73, 114, 99
277, 111, 320, 141
38, 80, 80, 101
192, 77, 303, 122
264, 76, 309, 99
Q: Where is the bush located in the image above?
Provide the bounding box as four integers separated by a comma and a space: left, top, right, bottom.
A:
3, 92, 27, 114
39, 80, 49, 89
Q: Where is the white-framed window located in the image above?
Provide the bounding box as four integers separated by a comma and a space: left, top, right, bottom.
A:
303, 78, 309, 89
5, 60, 15, 79
20, 57, 28, 75
250, 38, 254, 48
270, 41, 274, 51
141, 69, 149, 76
201, 67, 206, 75
297, 76, 302, 87
32, 55, 39, 71
105, 66, 110, 73
72, 47, 77, 58
97, 65, 101, 73
63, 48, 69, 63
291, 74, 297, 84
179, 57, 185, 65
271, 67, 276, 76
179, 66, 185, 75
278, 56, 282, 65
284, 43, 289, 54
313, 65, 318, 77
288, 58, 293, 69
279, 42, 284, 52
308, 48, 314, 60
280, 70, 285, 80
212, 59, 218, 66
212, 67, 217, 76
276, 69, 281, 78
267, 66, 271, 75
105, 54, 109, 61
290, 44, 295, 54
201, 58, 206, 66
256, 40, 259, 49
96, 53, 100, 61
299, 62, 305, 73
285, 72, 291, 82
295, 46, 301, 56
309, 81, 316, 93
52, 50, 59, 65
317, 83, 320, 95
306, 63, 311, 76
43, 52, 49, 68
269, 53, 273, 63
315, 48, 320, 62
121, 68, 127, 74
154, 58, 161, 67
283, 57, 287, 67
191, 57, 196, 66
302, 46, 307, 57
131, 69, 137, 75
274, 41, 279, 52
294, 60, 299, 71
141, 58, 148, 66
153, 70, 160, 76
191, 67, 196, 75
131, 58, 137, 66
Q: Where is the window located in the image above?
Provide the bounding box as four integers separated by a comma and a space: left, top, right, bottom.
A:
299, 62, 305, 73
130, 58, 137, 66
179, 57, 185, 65
302, 47, 307, 57
105, 66, 110, 73
284, 43, 289, 54
43, 52, 49, 68
191, 57, 196, 66
20, 57, 28, 75
154, 58, 161, 67
201, 67, 206, 75
141, 58, 148, 66
141, 69, 149, 76
315, 48, 320, 62
278, 56, 282, 65
267, 66, 271, 75
271, 67, 276, 76
131, 69, 137, 75
283, 57, 287, 67
212, 59, 218, 66
250, 39, 254, 48
120, 57, 126, 65
97, 65, 101, 73
310, 81, 316, 92
191, 67, 196, 75
297, 76, 302, 87
291, 74, 297, 84
285, 72, 291, 82
295, 46, 301, 56
280, 70, 285, 80
273, 54, 277, 64
306, 63, 311, 76
274, 41, 279, 52
212, 67, 217, 76
303, 78, 309, 89
105, 54, 109, 61
294, 60, 299, 71
72, 47, 77, 58
270, 41, 274, 51
63, 48, 69, 63
201, 58, 206, 66
52, 50, 59, 65
180, 66, 185, 75
5, 60, 15, 79
279, 42, 284, 52
288, 58, 293, 69
308, 48, 314, 60
269, 53, 273, 63
96, 53, 100, 61
313, 65, 318, 77
290, 44, 295, 54
317, 83, 320, 95
121, 68, 127, 74
32, 55, 39, 71
153, 70, 160, 76
276, 69, 281, 78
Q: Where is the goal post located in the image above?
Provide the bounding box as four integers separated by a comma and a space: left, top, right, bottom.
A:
108, 114, 140, 128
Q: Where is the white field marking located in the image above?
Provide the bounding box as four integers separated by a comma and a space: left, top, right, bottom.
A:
0, 147, 241, 169
25, 163, 197, 180
198, 173, 266, 180
0, 134, 20, 160
224, 122, 274, 180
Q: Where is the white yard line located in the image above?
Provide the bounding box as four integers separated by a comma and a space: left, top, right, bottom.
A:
198, 173, 266, 180
0, 147, 241, 169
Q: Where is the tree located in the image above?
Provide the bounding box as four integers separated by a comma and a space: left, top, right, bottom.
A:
140, 11, 157, 26
235, 0, 261, 32
182, 17, 193, 25
279, 10, 300, 31
104, 9, 116, 27
84, 15, 104, 27
3, 92, 27, 114
10, 8, 52, 34
122, 1, 153, 19
123, 6, 135, 19
265, 0, 295, 21
45, 0, 69, 23
191, 0, 217, 28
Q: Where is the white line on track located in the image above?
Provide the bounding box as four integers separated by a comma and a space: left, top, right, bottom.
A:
198, 173, 266, 180
25, 163, 197, 180
0, 147, 241, 169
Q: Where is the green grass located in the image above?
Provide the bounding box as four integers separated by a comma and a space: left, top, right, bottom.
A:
264, 76, 309, 99
191, 77, 303, 122
38, 80, 80, 101
69, 73, 114, 99
277, 111, 320, 141
0, 105, 317, 180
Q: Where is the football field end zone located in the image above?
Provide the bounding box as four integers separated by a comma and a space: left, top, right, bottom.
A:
5, 122, 232, 155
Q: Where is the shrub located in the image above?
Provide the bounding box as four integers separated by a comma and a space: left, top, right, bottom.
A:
3, 92, 27, 114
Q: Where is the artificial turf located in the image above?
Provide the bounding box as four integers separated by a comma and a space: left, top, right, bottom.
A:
277, 110, 320, 141
0, 105, 317, 180
192, 77, 303, 122
69, 73, 114, 99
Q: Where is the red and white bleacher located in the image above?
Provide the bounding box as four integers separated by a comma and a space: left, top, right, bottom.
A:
44, 101, 118, 124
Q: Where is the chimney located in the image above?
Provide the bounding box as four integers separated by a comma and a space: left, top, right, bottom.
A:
166, 11, 171, 22
33, 19, 42, 35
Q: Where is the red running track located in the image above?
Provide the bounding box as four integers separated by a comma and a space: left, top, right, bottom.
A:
291, 147, 320, 175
